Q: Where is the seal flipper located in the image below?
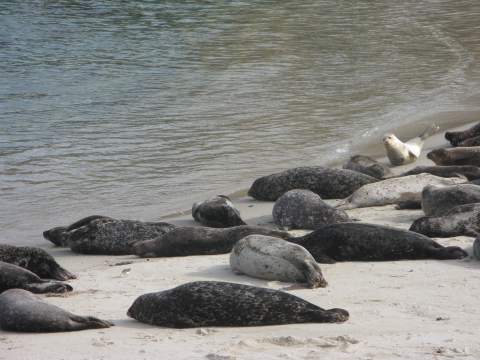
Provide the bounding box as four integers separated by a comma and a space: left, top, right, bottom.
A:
300, 260, 327, 288
430, 246, 468, 260
308, 308, 349, 323
68, 315, 113, 330
24, 281, 73, 294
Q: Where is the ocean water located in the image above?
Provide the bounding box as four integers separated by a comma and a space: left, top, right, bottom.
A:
2, 0, 480, 245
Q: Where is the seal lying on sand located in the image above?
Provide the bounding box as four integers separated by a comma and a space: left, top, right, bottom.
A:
0, 244, 75, 281
410, 203, 480, 238
427, 147, 480, 166
421, 184, 480, 217
290, 223, 467, 263
127, 281, 348, 328
192, 195, 246, 228
0, 289, 112, 332
248, 166, 377, 201
383, 124, 439, 166
336, 173, 466, 210
133, 225, 292, 258
400, 165, 480, 181
230, 235, 327, 288
445, 122, 480, 146
0, 261, 72, 294
67, 218, 175, 255
342, 155, 392, 179
273, 189, 350, 230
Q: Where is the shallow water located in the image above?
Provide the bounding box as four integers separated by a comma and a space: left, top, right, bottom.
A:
2, 1, 480, 245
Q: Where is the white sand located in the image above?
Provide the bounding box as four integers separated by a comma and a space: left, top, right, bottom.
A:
2, 123, 480, 360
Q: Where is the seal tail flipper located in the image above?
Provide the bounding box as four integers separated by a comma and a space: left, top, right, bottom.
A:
69, 315, 113, 330
335, 198, 356, 210
50, 265, 77, 281
300, 260, 327, 288
25, 281, 73, 294
309, 308, 349, 323
431, 246, 468, 260
419, 123, 440, 140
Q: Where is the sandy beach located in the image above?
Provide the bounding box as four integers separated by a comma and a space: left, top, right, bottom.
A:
2, 122, 480, 360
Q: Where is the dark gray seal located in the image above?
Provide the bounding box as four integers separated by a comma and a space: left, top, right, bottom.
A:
132, 225, 292, 258
290, 223, 467, 263
342, 155, 392, 179
248, 166, 377, 201
67, 218, 175, 255
410, 203, 480, 238
0, 261, 72, 294
445, 122, 480, 146
127, 281, 348, 328
0, 244, 75, 280
0, 289, 112, 332
192, 195, 246, 228
458, 135, 480, 147
230, 235, 327, 288
272, 189, 349, 230
400, 165, 480, 181
43, 215, 112, 247
474, 237, 480, 260
421, 184, 480, 217
427, 147, 480, 166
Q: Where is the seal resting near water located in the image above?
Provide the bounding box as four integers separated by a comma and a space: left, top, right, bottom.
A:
400, 165, 480, 181
342, 155, 392, 179
133, 225, 292, 258
290, 223, 467, 263
427, 147, 480, 166
272, 189, 350, 229
410, 203, 480, 238
421, 184, 480, 217
192, 195, 246, 228
248, 166, 377, 201
0, 244, 75, 281
0, 289, 112, 332
230, 235, 327, 288
383, 124, 439, 166
445, 122, 480, 146
127, 281, 348, 328
336, 173, 466, 210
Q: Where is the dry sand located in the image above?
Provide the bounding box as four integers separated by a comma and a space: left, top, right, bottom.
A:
2, 123, 480, 360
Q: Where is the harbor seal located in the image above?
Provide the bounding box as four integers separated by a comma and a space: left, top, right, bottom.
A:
445, 122, 480, 146
0, 289, 112, 332
427, 147, 480, 166
127, 281, 348, 328
67, 218, 175, 255
383, 123, 439, 166
291, 223, 467, 263
410, 203, 480, 238
457, 135, 480, 147
272, 189, 350, 229
421, 184, 480, 217
248, 166, 377, 201
133, 225, 292, 258
0, 261, 72, 294
400, 165, 480, 181
192, 195, 246, 228
230, 235, 327, 288
0, 244, 75, 280
342, 155, 392, 179
337, 173, 466, 210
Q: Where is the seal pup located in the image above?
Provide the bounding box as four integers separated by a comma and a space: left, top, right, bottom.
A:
342, 155, 392, 179
127, 281, 348, 328
248, 166, 377, 201
445, 122, 480, 146
133, 225, 292, 258
272, 189, 350, 230
383, 123, 439, 166
0, 289, 112, 332
421, 184, 480, 217
192, 195, 246, 228
336, 173, 466, 210
43, 215, 112, 247
400, 165, 480, 181
290, 223, 467, 263
410, 203, 480, 238
230, 235, 327, 288
427, 147, 480, 167
0, 244, 75, 280
67, 218, 175, 255
0, 261, 72, 294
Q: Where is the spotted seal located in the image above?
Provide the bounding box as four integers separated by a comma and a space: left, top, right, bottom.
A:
272, 189, 350, 229
427, 147, 480, 166
400, 165, 480, 181
337, 173, 466, 210
192, 195, 246, 228
230, 235, 327, 288
248, 166, 377, 201
445, 122, 480, 146
0, 289, 112, 332
0, 244, 75, 280
133, 225, 292, 258
342, 155, 392, 179
291, 223, 467, 263
127, 281, 348, 328
421, 184, 480, 217
0, 261, 72, 294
